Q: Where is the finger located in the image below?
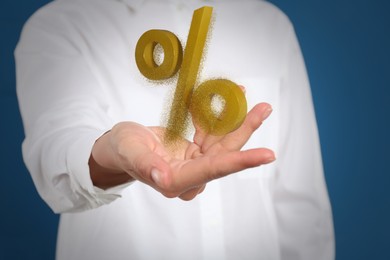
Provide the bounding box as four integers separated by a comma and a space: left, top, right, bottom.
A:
172, 148, 275, 190
195, 129, 224, 153
193, 123, 207, 146
217, 102, 272, 152
192, 118, 223, 149
197, 184, 206, 195
178, 184, 206, 201
193, 85, 247, 150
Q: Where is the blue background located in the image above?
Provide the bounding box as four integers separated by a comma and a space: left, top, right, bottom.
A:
0, 0, 389, 259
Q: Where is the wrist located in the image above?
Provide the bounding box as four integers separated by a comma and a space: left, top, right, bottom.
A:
91, 131, 122, 172
89, 131, 134, 189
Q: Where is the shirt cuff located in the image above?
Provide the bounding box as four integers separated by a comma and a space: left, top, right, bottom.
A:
65, 129, 133, 212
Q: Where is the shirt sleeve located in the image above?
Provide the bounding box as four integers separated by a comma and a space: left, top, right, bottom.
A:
273, 22, 335, 259
15, 5, 131, 213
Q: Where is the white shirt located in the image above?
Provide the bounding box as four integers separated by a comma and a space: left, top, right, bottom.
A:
15, 0, 335, 259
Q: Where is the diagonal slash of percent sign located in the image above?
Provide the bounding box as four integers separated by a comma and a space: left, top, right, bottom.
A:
135, 6, 247, 143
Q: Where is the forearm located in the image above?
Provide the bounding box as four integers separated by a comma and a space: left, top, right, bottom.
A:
16, 4, 134, 213
21, 124, 117, 213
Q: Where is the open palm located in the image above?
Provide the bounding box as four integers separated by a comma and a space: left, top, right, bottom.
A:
108, 102, 275, 200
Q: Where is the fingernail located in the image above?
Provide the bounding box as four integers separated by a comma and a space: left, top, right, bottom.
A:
262, 108, 273, 121
151, 168, 161, 185
266, 155, 276, 163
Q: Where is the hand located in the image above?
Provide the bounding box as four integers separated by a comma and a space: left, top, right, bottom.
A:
90, 102, 275, 201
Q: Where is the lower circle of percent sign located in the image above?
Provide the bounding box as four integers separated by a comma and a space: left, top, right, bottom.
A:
135, 6, 247, 141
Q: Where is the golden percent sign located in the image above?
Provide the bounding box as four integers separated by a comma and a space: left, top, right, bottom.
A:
135, 6, 247, 142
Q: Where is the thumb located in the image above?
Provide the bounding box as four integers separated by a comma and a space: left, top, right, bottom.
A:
123, 141, 170, 188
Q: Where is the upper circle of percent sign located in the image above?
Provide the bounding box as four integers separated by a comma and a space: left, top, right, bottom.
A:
135, 6, 247, 141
